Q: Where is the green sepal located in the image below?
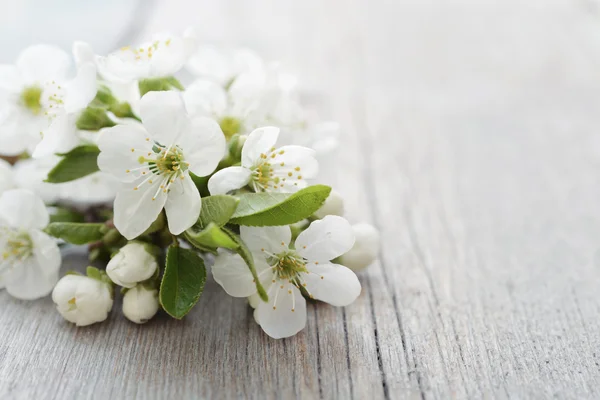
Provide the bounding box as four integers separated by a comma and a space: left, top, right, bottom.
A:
76, 107, 116, 131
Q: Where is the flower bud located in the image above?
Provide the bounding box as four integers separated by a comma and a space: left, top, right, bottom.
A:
122, 284, 160, 324
106, 242, 158, 288
52, 275, 113, 326
314, 190, 344, 219
338, 223, 380, 271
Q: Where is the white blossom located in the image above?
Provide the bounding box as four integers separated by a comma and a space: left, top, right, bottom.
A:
122, 284, 159, 324
106, 242, 158, 288
314, 189, 344, 218
212, 215, 360, 339
338, 223, 380, 271
97, 91, 225, 239
52, 274, 113, 326
0, 44, 96, 156
0, 189, 60, 300
208, 126, 317, 195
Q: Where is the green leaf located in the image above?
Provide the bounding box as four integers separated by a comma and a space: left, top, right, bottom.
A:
76, 107, 116, 131
185, 222, 239, 250
45, 222, 108, 245
197, 195, 239, 229
222, 228, 268, 302
45, 145, 100, 183
160, 246, 207, 319
139, 76, 183, 96
230, 185, 332, 226
49, 207, 85, 223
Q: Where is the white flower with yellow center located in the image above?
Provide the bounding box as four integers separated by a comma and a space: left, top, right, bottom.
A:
0, 44, 96, 156
212, 216, 361, 339
97, 91, 225, 240
208, 126, 318, 195
95, 29, 196, 83
0, 189, 61, 300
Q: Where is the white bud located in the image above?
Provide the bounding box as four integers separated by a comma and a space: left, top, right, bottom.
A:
52, 275, 113, 326
314, 189, 344, 218
106, 242, 158, 288
122, 284, 159, 324
338, 223, 380, 271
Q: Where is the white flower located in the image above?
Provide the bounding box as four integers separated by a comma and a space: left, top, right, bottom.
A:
186, 45, 264, 86
338, 223, 380, 271
0, 44, 96, 156
97, 91, 225, 239
0, 159, 16, 195
106, 242, 158, 288
183, 66, 304, 140
0, 189, 60, 300
314, 189, 344, 218
94, 28, 196, 83
212, 215, 361, 339
122, 284, 159, 324
52, 274, 113, 326
208, 126, 317, 195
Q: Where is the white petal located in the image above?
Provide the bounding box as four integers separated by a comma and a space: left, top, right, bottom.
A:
5, 257, 58, 300
0, 158, 15, 194
16, 44, 71, 83
0, 189, 48, 230
241, 126, 279, 167
272, 145, 318, 178
139, 91, 189, 145
0, 107, 43, 156
164, 175, 201, 235
178, 117, 226, 177
296, 215, 355, 262
72, 41, 95, 66
63, 62, 97, 113
302, 263, 361, 306
0, 65, 23, 92
97, 123, 153, 182
212, 251, 272, 298
183, 79, 227, 117
32, 112, 79, 158
240, 225, 291, 255
207, 166, 251, 195
113, 180, 168, 240
256, 282, 306, 339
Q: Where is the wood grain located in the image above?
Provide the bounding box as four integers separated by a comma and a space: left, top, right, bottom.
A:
3, 0, 600, 398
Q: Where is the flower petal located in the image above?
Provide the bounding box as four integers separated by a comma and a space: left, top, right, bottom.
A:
296, 215, 355, 262
183, 79, 227, 117
212, 251, 272, 298
240, 225, 291, 255
63, 62, 97, 113
5, 257, 58, 300
164, 175, 201, 235
256, 282, 306, 339
241, 126, 279, 168
179, 116, 226, 177
207, 166, 251, 195
97, 123, 153, 182
139, 91, 189, 145
16, 44, 71, 83
302, 262, 361, 306
0, 65, 23, 92
32, 112, 79, 158
113, 180, 167, 240
0, 189, 48, 230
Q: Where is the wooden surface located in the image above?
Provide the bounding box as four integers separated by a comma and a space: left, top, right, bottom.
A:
3, 0, 600, 398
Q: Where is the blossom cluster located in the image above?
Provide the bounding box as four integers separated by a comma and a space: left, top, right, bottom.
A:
0, 29, 380, 338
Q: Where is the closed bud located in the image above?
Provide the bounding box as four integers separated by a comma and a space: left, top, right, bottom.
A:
52, 274, 113, 326
314, 190, 344, 218
106, 242, 158, 288
122, 284, 160, 324
338, 223, 380, 271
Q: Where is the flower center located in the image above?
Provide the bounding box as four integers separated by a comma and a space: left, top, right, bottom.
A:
1, 228, 33, 272
118, 38, 172, 62
219, 116, 241, 139
271, 251, 308, 281
20, 85, 43, 115
249, 148, 303, 192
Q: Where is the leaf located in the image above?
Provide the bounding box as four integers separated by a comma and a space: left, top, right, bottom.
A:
49, 207, 85, 223
222, 227, 268, 302
45, 145, 100, 183
185, 222, 239, 250
45, 222, 108, 245
197, 195, 239, 229
160, 246, 207, 319
76, 107, 116, 131
138, 76, 183, 96
230, 185, 332, 226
